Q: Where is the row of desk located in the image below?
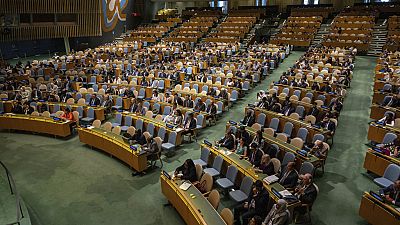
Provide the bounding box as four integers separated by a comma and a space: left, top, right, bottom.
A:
161, 143, 302, 225
0, 114, 73, 137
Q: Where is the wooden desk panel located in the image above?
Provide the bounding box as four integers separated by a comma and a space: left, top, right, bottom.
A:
78, 128, 147, 172
0, 114, 72, 137
367, 122, 400, 143
370, 104, 400, 120
363, 150, 396, 176
359, 192, 400, 225
160, 174, 226, 225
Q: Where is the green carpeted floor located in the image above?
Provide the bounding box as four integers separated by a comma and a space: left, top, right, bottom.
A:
0, 52, 377, 225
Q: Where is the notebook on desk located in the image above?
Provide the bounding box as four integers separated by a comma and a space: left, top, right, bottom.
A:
263, 175, 279, 184
179, 181, 191, 191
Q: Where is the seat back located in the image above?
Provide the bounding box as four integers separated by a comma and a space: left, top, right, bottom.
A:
200, 148, 210, 162
383, 164, 400, 182
157, 127, 166, 141
87, 108, 95, 118
112, 126, 121, 135
92, 120, 101, 128
293, 90, 301, 98
290, 137, 304, 148
304, 115, 316, 125
226, 165, 238, 183
163, 106, 171, 116
297, 128, 308, 142
195, 164, 203, 181
220, 208, 234, 225
240, 176, 253, 197
147, 123, 155, 136
115, 113, 122, 124
212, 155, 223, 172
196, 114, 204, 128
136, 119, 143, 130
312, 133, 325, 142
282, 152, 295, 167
264, 127, 275, 136
124, 116, 132, 126
200, 172, 213, 193
42, 111, 51, 117
103, 122, 112, 132
299, 162, 315, 175
382, 132, 397, 144
127, 126, 136, 136
257, 113, 266, 126
271, 158, 281, 174
251, 123, 262, 131
168, 131, 177, 145
283, 122, 294, 136
207, 190, 220, 210
269, 118, 279, 130
295, 106, 305, 117
276, 133, 288, 142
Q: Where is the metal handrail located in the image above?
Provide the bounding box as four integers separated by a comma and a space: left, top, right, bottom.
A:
0, 161, 24, 225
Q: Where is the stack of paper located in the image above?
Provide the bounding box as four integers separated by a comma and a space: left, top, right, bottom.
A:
263, 175, 279, 184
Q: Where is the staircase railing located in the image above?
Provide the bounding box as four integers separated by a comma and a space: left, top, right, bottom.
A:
0, 161, 24, 225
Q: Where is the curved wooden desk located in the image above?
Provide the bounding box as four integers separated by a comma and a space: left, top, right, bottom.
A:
359, 192, 400, 225
0, 114, 72, 137
160, 174, 226, 225
363, 148, 400, 176
78, 127, 147, 172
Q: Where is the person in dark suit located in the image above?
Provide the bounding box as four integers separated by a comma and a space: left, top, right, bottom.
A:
241, 109, 255, 127
311, 82, 320, 91
237, 126, 251, 146
89, 94, 100, 106
384, 94, 400, 107
101, 94, 113, 114
30, 87, 42, 102
249, 143, 264, 167
279, 162, 299, 189
256, 97, 269, 109
207, 87, 217, 97
205, 100, 217, 124
321, 84, 332, 93
194, 99, 206, 112
217, 130, 235, 150
308, 104, 320, 117
23, 102, 34, 115
129, 98, 138, 113
183, 95, 194, 108
255, 154, 275, 176
293, 174, 318, 223
234, 180, 270, 225
182, 112, 196, 136
12, 101, 23, 114
379, 180, 400, 206
143, 136, 159, 161
281, 102, 295, 116
173, 93, 183, 106
329, 97, 343, 112
318, 116, 336, 136
174, 159, 197, 182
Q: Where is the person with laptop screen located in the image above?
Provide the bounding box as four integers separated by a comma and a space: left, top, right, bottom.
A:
379, 180, 400, 206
